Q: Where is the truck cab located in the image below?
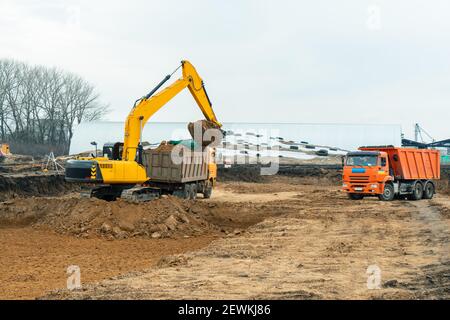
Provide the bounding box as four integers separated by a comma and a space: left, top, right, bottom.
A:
342, 151, 392, 200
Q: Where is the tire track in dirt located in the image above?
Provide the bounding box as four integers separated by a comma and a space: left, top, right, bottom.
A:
43, 188, 450, 300
382, 199, 450, 298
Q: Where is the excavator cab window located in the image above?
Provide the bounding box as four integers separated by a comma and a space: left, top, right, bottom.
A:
102, 143, 114, 159
103, 143, 123, 160
112, 142, 124, 160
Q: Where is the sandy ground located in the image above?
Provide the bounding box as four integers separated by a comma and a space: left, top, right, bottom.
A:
36, 178, 449, 300
1, 155, 449, 300
0, 228, 215, 299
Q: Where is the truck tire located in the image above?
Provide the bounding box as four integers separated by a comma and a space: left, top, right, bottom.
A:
173, 184, 190, 199
348, 193, 364, 200
378, 184, 395, 201
422, 182, 435, 199
203, 182, 213, 199
407, 182, 423, 201
189, 183, 197, 200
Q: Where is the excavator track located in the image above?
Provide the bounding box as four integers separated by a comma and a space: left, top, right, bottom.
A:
120, 186, 161, 203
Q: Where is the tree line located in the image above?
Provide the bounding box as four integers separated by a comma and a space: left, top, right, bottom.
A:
0, 59, 108, 155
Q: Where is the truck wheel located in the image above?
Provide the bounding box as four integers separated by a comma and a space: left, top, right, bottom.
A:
408, 182, 423, 201
422, 182, 435, 199
378, 184, 395, 201
203, 182, 213, 199
348, 193, 364, 200
189, 184, 197, 200
173, 185, 190, 199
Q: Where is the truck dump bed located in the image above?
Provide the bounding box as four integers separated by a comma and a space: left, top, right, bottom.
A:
360, 147, 440, 180
143, 144, 210, 183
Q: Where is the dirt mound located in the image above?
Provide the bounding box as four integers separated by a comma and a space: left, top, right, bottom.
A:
0, 196, 220, 239
0, 173, 78, 201
0, 192, 292, 240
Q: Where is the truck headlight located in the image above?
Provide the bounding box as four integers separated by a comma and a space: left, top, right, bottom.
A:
370, 184, 378, 188
343, 184, 348, 188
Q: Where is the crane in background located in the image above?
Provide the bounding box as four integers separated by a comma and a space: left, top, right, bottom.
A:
414, 123, 435, 144
402, 124, 450, 164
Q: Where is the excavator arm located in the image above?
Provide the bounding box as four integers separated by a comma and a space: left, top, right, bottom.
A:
122, 60, 221, 161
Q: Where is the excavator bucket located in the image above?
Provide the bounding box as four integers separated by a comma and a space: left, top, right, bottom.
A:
188, 120, 224, 148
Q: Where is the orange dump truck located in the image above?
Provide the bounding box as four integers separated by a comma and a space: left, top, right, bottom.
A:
342, 146, 440, 201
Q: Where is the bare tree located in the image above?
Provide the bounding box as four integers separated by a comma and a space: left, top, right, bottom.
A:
0, 59, 108, 155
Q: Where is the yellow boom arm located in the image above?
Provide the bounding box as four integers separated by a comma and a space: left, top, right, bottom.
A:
122, 60, 221, 161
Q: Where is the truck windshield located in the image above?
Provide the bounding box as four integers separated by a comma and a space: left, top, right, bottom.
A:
346, 155, 378, 167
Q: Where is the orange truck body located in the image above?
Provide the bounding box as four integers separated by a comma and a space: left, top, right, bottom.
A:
342, 146, 440, 201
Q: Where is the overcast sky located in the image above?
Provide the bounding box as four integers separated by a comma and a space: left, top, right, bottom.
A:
1, 0, 449, 141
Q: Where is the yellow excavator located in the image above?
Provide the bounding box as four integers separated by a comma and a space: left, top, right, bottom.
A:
65, 60, 222, 201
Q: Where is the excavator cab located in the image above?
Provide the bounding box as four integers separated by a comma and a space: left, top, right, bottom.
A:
102, 142, 123, 160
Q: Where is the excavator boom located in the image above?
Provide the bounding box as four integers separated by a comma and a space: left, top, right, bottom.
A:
122, 60, 221, 161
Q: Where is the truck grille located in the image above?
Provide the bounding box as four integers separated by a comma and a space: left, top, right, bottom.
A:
349, 176, 369, 182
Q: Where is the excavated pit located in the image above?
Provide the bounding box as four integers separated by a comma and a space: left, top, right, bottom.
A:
0, 173, 79, 201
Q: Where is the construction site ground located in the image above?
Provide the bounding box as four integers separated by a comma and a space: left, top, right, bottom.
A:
0, 165, 449, 300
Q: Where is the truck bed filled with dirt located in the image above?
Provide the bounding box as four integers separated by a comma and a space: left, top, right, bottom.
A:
144, 142, 211, 183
